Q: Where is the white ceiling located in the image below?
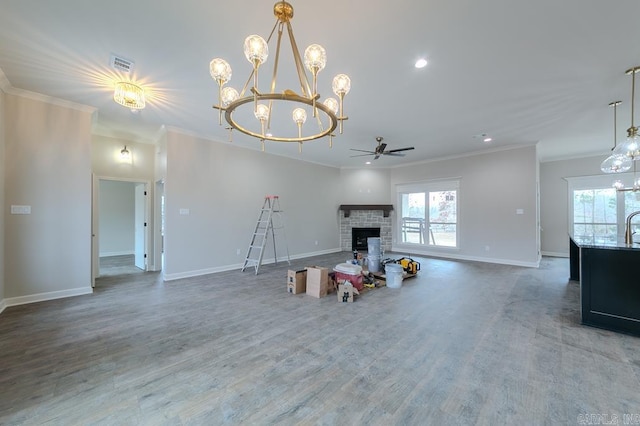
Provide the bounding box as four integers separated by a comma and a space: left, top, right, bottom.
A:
1, 0, 640, 168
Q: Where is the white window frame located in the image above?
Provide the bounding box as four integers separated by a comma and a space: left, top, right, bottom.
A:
395, 179, 460, 249
566, 173, 639, 241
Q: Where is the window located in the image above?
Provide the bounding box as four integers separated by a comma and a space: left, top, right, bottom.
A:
397, 180, 459, 248
572, 188, 617, 243
568, 174, 640, 243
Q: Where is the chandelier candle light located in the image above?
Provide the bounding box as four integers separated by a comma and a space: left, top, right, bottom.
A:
209, 1, 350, 152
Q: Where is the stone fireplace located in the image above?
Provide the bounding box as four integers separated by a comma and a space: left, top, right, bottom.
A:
339, 205, 393, 252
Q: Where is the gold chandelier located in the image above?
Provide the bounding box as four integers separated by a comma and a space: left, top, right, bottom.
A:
209, 1, 350, 152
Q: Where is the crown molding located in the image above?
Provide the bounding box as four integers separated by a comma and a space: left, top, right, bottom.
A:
0, 67, 95, 113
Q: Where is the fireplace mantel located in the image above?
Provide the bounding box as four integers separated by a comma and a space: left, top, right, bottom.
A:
339, 204, 394, 218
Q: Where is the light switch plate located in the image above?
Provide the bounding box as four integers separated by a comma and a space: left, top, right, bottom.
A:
179, 208, 190, 215
516, 208, 524, 215
11, 205, 31, 214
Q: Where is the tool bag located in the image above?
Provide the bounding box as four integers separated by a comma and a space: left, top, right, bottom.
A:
397, 257, 421, 274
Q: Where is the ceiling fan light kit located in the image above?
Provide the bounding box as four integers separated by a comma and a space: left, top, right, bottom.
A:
349, 136, 415, 161
209, 1, 350, 152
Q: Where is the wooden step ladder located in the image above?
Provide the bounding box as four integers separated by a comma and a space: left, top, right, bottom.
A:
242, 195, 290, 274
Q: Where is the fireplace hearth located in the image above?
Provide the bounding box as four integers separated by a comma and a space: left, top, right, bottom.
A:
352, 227, 381, 251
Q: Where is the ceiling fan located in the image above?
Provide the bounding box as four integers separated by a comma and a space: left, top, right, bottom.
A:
350, 137, 415, 160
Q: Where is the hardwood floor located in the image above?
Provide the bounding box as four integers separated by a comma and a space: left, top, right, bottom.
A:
99, 254, 145, 277
1, 253, 639, 425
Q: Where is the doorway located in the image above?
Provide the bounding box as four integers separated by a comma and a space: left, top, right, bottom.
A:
93, 178, 150, 279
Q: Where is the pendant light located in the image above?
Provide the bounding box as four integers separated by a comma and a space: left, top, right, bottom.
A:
601, 101, 631, 173
613, 66, 640, 159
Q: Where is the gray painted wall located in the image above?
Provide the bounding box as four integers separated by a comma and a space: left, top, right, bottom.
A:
390, 145, 540, 266
0, 85, 5, 309
162, 129, 342, 279
4, 92, 93, 300
339, 168, 391, 204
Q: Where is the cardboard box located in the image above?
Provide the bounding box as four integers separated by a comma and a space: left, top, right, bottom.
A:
327, 273, 337, 294
287, 269, 307, 294
338, 284, 360, 303
305, 266, 329, 298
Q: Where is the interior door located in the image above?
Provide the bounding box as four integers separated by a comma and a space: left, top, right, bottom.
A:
134, 183, 147, 270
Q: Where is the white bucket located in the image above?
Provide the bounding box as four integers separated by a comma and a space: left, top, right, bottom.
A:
367, 237, 381, 256
367, 255, 381, 273
385, 264, 404, 288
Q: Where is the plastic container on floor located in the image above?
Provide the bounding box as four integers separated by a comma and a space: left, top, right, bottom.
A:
367, 237, 381, 256
367, 255, 381, 273
334, 263, 364, 291
385, 263, 404, 289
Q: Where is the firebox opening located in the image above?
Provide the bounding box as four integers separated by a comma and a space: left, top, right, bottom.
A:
352, 227, 381, 251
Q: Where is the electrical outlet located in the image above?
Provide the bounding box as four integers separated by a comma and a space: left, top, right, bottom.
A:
485, 245, 490, 251
315, 240, 318, 245
236, 249, 241, 255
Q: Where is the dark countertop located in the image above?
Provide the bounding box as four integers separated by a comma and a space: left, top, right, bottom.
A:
570, 233, 640, 250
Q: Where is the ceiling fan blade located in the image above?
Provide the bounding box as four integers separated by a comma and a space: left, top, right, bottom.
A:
376, 143, 387, 154
350, 148, 376, 154
385, 147, 415, 153
374, 153, 381, 160
350, 153, 375, 158
383, 152, 406, 157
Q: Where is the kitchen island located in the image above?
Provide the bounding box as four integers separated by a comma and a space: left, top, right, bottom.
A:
570, 235, 640, 336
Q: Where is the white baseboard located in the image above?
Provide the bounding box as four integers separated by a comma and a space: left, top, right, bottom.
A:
0, 299, 6, 315
162, 247, 342, 281
541, 251, 569, 258
391, 246, 540, 268
100, 251, 134, 257
3, 286, 93, 309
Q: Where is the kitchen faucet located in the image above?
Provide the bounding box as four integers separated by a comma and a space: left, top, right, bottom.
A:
624, 210, 640, 245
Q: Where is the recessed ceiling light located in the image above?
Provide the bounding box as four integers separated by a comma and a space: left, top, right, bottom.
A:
474, 133, 492, 142
415, 58, 428, 69
365, 161, 371, 165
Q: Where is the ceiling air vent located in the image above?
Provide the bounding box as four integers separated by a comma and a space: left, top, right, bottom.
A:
110, 54, 134, 73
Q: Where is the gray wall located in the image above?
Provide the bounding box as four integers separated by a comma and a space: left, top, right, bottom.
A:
390, 145, 540, 266
162, 129, 342, 280
4, 92, 93, 302
539, 155, 605, 256
98, 180, 135, 256
0, 83, 5, 310
339, 168, 391, 204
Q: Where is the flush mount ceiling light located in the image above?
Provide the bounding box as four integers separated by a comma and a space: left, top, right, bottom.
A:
210, 1, 350, 153
414, 58, 428, 69
601, 101, 631, 173
113, 82, 145, 110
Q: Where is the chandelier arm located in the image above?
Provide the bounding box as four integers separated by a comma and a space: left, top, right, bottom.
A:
267, 22, 286, 131
286, 21, 312, 98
